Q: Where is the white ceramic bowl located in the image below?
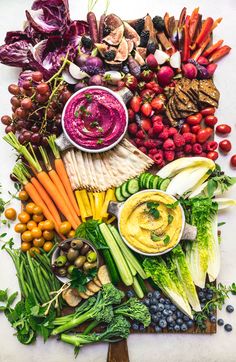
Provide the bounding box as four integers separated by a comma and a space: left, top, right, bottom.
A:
61, 86, 128, 153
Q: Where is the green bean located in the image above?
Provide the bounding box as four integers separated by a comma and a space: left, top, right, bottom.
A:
37, 266, 49, 302
24, 264, 38, 304
19, 261, 28, 298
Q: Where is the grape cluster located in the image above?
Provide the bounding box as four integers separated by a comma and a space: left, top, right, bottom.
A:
1, 71, 72, 150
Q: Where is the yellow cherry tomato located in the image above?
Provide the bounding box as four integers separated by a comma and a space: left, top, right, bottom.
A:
67, 230, 75, 238
33, 214, 44, 223
4, 208, 17, 221
14, 223, 27, 234
38, 221, 45, 230
43, 220, 55, 231
29, 247, 40, 257
43, 241, 53, 252
21, 230, 33, 242
18, 211, 31, 224
18, 190, 29, 201
33, 205, 43, 215
25, 202, 36, 214
33, 237, 45, 248
27, 220, 37, 231
31, 227, 42, 239
21, 242, 31, 252
43, 230, 54, 241
59, 221, 72, 235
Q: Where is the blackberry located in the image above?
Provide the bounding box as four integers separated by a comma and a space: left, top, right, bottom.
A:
141, 64, 149, 71
147, 41, 157, 54
140, 30, 150, 47
134, 18, 145, 35
103, 26, 111, 37
152, 16, 165, 32
104, 50, 116, 61
81, 36, 93, 49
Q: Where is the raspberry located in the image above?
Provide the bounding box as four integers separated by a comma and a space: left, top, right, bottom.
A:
176, 151, 185, 159
138, 146, 147, 154
148, 128, 154, 138
153, 139, 163, 148
168, 127, 178, 137
164, 150, 175, 162
152, 151, 163, 165
205, 141, 218, 152
199, 152, 207, 157
153, 122, 164, 135
182, 132, 193, 144
143, 139, 157, 149
163, 138, 175, 151
136, 130, 146, 139
149, 148, 158, 155
184, 144, 192, 154
191, 134, 197, 144
192, 143, 203, 155
128, 123, 138, 136
158, 129, 169, 140
173, 133, 186, 147
134, 138, 144, 147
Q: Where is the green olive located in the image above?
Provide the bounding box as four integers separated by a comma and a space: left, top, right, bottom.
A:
83, 261, 97, 271
67, 248, 79, 262
67, 265, 76, 275
55, 255, 67, 267
74, 255, 86, 268
56, 267, 67, 277
86, 251, 97, 263
80, 244, 90, 256
70, 239, 83, 249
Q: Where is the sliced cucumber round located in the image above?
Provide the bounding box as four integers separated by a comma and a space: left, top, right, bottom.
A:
159, 178, 171, 191
152, 176, 160, 189
121, 182, 131, 198
127, 179, 140, 194
115, 186, 126, 202
144, 174, 153, 189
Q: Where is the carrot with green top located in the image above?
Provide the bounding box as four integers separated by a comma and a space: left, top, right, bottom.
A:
48, 135, 80, 217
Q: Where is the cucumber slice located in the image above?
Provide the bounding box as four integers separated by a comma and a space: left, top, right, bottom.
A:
152, 176, 160, 189
144, 174, 153, 189
127, 179, 140, 194
139, 173, 148, 189
159, 178, 171, 191
121, 182, 131, 198
115, 187, 126, 202
148, 175, 156, 189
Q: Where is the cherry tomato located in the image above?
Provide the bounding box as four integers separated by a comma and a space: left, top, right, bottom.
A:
18, 190, 29, 201
43, 230, 54, 241
21, 242, 31, 252
151, 97, 164, 111
38, 221, 45, 230
18, 211, 31, 224
33, 237, 45, 248
33, 214, 44, 223
14, 223, 27, 233
216, 124, 231, 135
43, 241, 53, 252
130, 95, 141, 113
230, 155, 236, 167
200, 107, 216, 116
31, 227, 42, 239
181, 123, 191, 133
207, 151, 219, 161
128, 108, 134, 120
29, 247, 40, 257
191, 125, 201, 134
197, 127, 213, 143
33, 205, 43, 215
152, 115, 163, 123
219, 139, 232, 153
4, 208, 16, 220
186, 113, 203, 126
27, 220, 37, 230
204, 115, 218, 127
141, 102, 152, 117
59, 221, 72, 235
67, 230, 76, 238
25, 202, 36, 214
43, 220, 55, 231
21, 230, 33, 242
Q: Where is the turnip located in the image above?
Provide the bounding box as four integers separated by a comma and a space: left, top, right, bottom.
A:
89, 74, 104, 86
182, 63, 198, 79
75, 53, 89, 67
157, 66, 174, 87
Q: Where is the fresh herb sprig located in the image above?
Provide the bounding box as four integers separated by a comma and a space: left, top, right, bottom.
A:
146, 201, 160, 219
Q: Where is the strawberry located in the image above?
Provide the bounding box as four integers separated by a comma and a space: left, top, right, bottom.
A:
141, 118, 152, 131
151, 97, 164, 111
128, 108, 135, 120
124, 75, 138, 91
146, 81, 163, 94
141, 103, 152, 117
130, 95, 142, 113
140, 70, 155, 82
140, 89, 155, 102
128, 123, 138, 136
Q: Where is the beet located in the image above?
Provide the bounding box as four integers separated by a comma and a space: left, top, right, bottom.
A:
157, 66, 174, 86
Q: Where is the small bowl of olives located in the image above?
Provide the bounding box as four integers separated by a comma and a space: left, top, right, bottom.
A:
51, 237, 100, 283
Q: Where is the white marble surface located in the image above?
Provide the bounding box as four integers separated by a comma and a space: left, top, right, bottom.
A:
0, 1, 236, 361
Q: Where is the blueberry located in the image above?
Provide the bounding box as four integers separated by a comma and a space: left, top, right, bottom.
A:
159, 298, 165, 304
132, 323, 139, 330
201, 298, 206, 303
151, 314, 159, 323
165, 299, 171, 305
226, 305, 234, 313
224, 324, 233, 332
155, 325, 162, 333
176, 311, 184, 318
168, 326, 174, 331
206, 294, 213, 301
198, 291, 204, 298
164, 305, 170, 310
167, 316, 174, 324
187, 320, 194, 328
143, 298, 150, 307
170, 305, 177, 312
126, 290, 135, 298
183, 315, 190, 322
153, 290, 161, 299
150, 305, 158, 313
176, 318, 183, 326
150, 297, 158, 305
174, 325, 180, 332
207, 312, 214, 318
163, 309, 169, 317
147, 292, 153, 299
172, 313, 177, 320
157, 303, 165, 311
210, 316, 216, 323
203, 288, 208, 294
156, 312, 162, 318
168, 310, 173, 316
181, 323, 188, 332
217, 319, 224, 326
159, 319, 167, 328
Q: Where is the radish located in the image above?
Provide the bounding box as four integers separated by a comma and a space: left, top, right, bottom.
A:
157, 66, 174, 87
69, 63, 89, 80
154, 49, 169, 65
169, 51, 181, 69
182, 63, 198, 79
62, 69, 78, 85
146, 54, 158, 69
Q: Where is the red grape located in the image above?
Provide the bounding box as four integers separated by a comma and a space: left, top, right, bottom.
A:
36, 93, 48, 104
41, 136, 48, 146
18, 133, 27, 144
10, 96, 21, 107
16, 120, 27, 130
46, 108, 55, 119
61, 90, 72, 104
51, 125, 60, 135
32, 71, 43, 82
31, 124, 40, 133
8, 84, 20, 95
5, 125, 16, 133
22, 131, 32, 142
15, 107, 27, 119
31, 133, 41, 144
1, 115, 12, 125
21, 98, 33, 110
36, 82, 49, 95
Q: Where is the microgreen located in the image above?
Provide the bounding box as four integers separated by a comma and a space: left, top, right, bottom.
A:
168, 214, 174, 224
150, 232, 161, 242
146, 201, 160, 219
97, 139, 104, 145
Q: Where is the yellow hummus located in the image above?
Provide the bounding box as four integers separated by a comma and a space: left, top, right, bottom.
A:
119, 191, 183, 254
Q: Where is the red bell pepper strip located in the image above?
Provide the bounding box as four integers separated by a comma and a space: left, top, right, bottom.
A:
209, 45, 231, 62
178, 7, 187, 28
202, 39, 224, 58
189, 7, 200, 41
191, 37, 211, 61
195, 17, 214, 47
182, 23, 190, 61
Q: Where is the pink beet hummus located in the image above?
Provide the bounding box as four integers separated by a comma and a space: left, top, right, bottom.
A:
63, 88, 127, 150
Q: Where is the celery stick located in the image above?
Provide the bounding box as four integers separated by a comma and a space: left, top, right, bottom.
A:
132, 276, 144, 299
